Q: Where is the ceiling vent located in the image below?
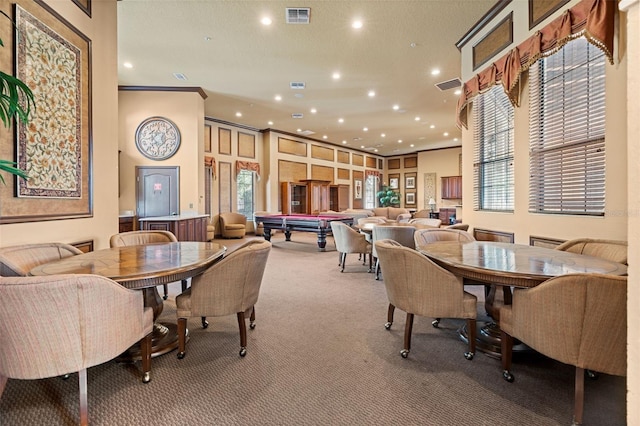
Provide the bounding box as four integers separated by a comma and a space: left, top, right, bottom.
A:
286, 8, 310, 24
299, 130, 315, 136
290, 81, 306, 89
435, 78, 462, 91
292, 113, 304, 119
173, 72, 188, 81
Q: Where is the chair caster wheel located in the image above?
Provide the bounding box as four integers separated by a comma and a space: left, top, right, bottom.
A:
177, 351, 185, 359
142, 372, 151, 383
239, 347, 247, 357
384, 322, 392, 330
400, 349, 409, 358
503, 370, 514, 382
431, 319, 440, 328
201, 318, 208, 328
464, 351, 474, 360
587, 370, 599, 380
249, 322, 256, 330
62, 374, 71, 380
163, 295, 168, 300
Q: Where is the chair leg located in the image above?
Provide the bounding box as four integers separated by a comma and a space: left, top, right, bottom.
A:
574, 367, 585, 425
181, 279, 188, 292
177, 317, 187, 359
78, 368, 88, 426
162, 284, 168, 300
375, 258, 381, 280
464, 318, 476, 360
385, 303, 395, 329
401, 312, 414, 358
201, 317, 208, 328
249, 306, 256, 329
237, 312, 248, 357
340, 253, 346, 272
501, 330, 514, 382
432, 318, 441, 327
0, 374, 7, 399
140, 332, 152, 383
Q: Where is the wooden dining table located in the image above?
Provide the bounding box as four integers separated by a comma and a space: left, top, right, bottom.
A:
416, 241, 627, 357
30, 241, 226, 359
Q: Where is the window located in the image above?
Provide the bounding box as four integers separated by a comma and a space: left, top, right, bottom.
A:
236, 170, 255, 219
529, 38, 605, 215
364, 175, 377, 209
473, 84, 514, 212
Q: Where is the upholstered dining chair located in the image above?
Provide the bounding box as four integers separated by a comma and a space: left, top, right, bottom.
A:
110, 230, 180, 299
0, 242, 83, 277
444, 223, 470, 232
555, 238, 628, 265
175, 239, 271, 358
0, 274, 153, 426
330, 221, 372, 272
371, 225, 416, 280
374, 239, 477, 360
219, 212, 247, 238
499, 273, 627, 426
408, 218, 442, 228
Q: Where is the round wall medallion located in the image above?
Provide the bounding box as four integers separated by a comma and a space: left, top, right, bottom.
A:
135, 116, 181, 160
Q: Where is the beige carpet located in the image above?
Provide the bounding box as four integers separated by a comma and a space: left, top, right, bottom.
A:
0, 233, 626, 425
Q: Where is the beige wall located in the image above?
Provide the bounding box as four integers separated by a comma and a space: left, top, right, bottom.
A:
0, 0, 119, 250
118, 90, 205, 216
416, 147, 462, 211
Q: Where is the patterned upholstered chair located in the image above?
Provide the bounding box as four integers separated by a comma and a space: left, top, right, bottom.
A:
555, 238, 627, 265
499, 273, 627, 425
0, 242, 83, 277
330, 221, 372, 272
371, 225, 416, 280
0, 274, 153, 425
219, 212, 247, 239
110, 230, 180, 299
374, 239, 477, 360
176, 240, 271, 358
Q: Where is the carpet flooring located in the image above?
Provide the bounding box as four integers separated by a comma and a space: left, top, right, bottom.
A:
0, 233, 626, 425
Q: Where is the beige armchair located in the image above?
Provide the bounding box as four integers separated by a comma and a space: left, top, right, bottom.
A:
206, 219, 215, 241
0, 274, 153, 425
414, 228, 475, 247
412, 209, 433, 218
374, 239, 477, 360
445, 223, 470, 231
176, 240, 271, 358
555, 238, 627, 265
219, 212, 247, 238
0, 242, 82, 277
408, 218, 442, 228
371, 225, 416, 280
499, 273, 627, 425
330, 221, 372, 272
110, 230, 180, 299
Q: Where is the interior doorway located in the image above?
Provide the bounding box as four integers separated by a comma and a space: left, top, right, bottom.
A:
136, 166, 180, 218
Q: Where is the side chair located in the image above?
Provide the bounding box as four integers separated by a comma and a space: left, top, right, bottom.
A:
175, 239, 271, 358
110, 230, 180, 299
0, 274, 153, 426
371, 225, 416, 280
499, 273, 627, 425
330, 220, 372, 272
375, 239, 477, 360
0, 242, 82, 277
555, 238, 628, 265
219, 212, 247, 238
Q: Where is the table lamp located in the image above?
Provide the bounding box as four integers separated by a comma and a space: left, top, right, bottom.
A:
428, 198, 437, 213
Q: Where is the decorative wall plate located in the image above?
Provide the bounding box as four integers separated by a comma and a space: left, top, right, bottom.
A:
135, 116, 181, 160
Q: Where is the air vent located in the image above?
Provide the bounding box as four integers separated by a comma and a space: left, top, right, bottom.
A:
299, 130, 315, 136
292, 113, 304, 119
286, 8, 310, 24
435, 78, 462, 91
290, 81, 306, 89
173, 72, 188, 81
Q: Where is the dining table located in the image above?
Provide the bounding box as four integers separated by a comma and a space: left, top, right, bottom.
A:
416, 240, 628, 357
30, 241, 226, 360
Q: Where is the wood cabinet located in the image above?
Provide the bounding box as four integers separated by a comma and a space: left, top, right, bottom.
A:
441, 176, 462, 199
281, 180, 331, 214
138, 215, 208, 241
329, 184, 350, 212
439, 208, 457, 225
119, 215, 136, 233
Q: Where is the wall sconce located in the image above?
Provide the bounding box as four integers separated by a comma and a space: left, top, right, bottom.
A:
428, 198, 437, 212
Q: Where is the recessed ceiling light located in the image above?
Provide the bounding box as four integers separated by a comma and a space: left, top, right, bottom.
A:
454, 89, 462, 96
368, 90, 376, 97
261, 17, 272, 25
398, 140, 403, 143
381, 133, 386, 137
363, 127, 368, 132
454, 138, 459, 141
443, 132, 449, 136
414, 117, 420, 121
431, 69, 441, 76
204, 36, 212, 41
430, 124, 435, 129
274, 95, 282, 101
338, 118, 344, 123
342, 140, 347, 144
268, 121, 274, 126
374, 149, 378, 153
297, 128, 302, 132
410, 144, 415, 147
332, 72, 341, 80
392, 105, 399, 111
123, 62, 133, 69
352, 20, 363, 29
361, 145, 365, 149
235, 112, 242, 117
323, 135, 328, 139
310, 108, 317, 114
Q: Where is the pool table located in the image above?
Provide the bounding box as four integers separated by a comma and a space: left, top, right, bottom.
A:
254, 214, 354, 251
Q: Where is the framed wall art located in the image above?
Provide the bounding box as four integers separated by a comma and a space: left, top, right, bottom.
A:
354, 179, 363, 200
135, 117, 181, 160
405, 173, 416, 189
405, 192, 416, 206
1, 1, 92, 223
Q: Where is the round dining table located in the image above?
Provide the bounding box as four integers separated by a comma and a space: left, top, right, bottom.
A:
30, 241, 227, 359
416, 241, 627, 357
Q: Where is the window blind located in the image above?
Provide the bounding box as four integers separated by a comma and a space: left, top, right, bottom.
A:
529, 38, 606, 215
473, 85, 514, 212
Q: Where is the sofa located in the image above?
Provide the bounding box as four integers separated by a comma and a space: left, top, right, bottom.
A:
371, 207, 411, 222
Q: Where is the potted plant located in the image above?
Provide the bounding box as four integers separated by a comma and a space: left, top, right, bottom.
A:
376, 185, 401, 207
0, 10, 35, 184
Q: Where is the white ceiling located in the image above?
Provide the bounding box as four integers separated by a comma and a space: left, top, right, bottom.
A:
117, 0, 496, 157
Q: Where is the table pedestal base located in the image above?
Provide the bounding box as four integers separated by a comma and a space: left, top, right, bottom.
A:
117, 322, 189, 361
458, 322, 529, 359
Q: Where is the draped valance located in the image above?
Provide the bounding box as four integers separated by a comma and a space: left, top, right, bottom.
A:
204, 156, 216, 179
456, 0, 616, 129
236, 160, 261, 179
365, 170, 380, 178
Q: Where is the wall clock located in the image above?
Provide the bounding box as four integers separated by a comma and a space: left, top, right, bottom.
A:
135, 116, 181, 160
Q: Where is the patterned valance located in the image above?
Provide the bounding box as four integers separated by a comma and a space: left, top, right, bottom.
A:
236, 160, 261, 178
204, 156, 216, 179
365, 170, 380, 178
456, 0, 616, 129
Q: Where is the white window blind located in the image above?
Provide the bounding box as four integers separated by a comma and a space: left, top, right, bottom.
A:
473, 84, 514, 212
529, 38, 606, 215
